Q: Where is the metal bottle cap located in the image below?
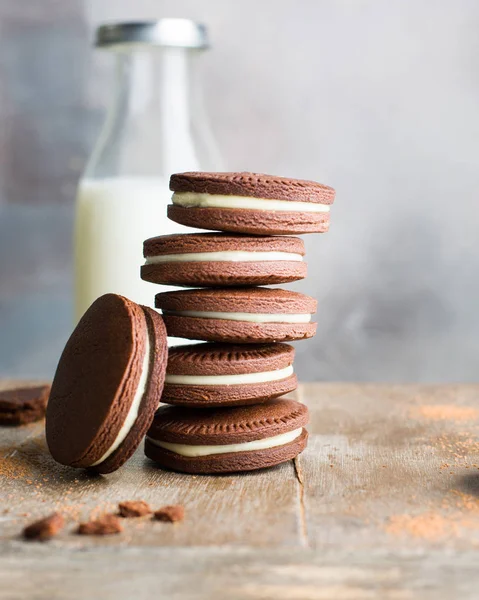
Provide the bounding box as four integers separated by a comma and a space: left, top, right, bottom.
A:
96, 19, 209, 49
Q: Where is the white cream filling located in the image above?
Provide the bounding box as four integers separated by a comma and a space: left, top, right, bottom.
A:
165, 364, 294, 386
147, 427, 303, 457
145, 250, 303, 264
162, 310, 312, 323
91, 334, 151, 467
172, 192, 330, 213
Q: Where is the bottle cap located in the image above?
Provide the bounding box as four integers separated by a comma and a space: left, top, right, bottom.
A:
96, 19, 209, 50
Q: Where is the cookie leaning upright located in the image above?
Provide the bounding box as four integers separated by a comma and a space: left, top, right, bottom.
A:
167, 172, 335, 235
46, 294, 167, 474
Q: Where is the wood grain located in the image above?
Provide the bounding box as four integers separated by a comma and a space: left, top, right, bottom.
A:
1, 547, 479, 600
299, 383, 479, 552
1, 381, 479, 599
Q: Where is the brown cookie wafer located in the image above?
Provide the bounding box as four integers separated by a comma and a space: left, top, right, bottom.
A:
141, 233, 306, 287
46, 294, 168, 474
0, 385, 50, 426
145, 398, 309, 474
163, 343, 297, 407
168, 172, 335, 235
155, 287, 317, 344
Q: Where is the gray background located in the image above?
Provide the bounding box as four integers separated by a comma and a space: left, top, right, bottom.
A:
1, 0, 478, 382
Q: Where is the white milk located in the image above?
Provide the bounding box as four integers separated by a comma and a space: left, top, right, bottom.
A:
74, 177, 179, 322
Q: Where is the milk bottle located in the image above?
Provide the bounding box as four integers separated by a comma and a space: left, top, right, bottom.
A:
75, 20, 221, 321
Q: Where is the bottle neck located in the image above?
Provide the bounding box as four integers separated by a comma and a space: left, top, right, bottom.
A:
85, 46, 209, 180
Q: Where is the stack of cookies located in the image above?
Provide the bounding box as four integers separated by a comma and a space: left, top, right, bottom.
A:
45, 171, 335, 476
141, 172, 335, 474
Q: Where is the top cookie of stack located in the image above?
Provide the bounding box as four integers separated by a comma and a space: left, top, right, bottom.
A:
167, 171, 335, 235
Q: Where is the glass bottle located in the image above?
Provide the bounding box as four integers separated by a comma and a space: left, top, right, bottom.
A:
74, 20, 221, 321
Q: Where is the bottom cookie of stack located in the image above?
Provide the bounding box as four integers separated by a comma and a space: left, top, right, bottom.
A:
145, 398, 309, 474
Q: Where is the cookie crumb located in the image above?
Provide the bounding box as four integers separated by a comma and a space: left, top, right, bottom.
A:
154, 505, 185, 523
23, 512, 64, 541
77, 514, 123, 536
118, 500, 151, 518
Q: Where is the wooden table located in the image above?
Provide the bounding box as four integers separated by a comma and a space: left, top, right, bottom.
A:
1, 381, 479, 599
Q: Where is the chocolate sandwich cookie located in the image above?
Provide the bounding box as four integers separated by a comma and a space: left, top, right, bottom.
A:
155, 287, 317, 343
163, 343, 297, 407
0, 385, 50, 425
145, 398, 309, 474
46, 294, 167, 474
168, 172, 335, 235
141, 233, 306, 287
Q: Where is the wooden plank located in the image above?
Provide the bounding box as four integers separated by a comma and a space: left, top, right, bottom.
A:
0, 381, 303, 548
1, 546, 479, 600
299, 383, 479, 552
